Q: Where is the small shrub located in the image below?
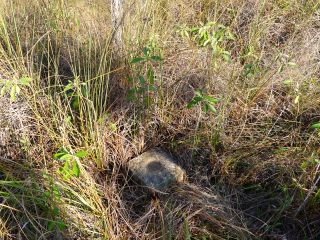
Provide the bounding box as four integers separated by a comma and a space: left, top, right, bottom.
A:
127, 47, 163, 108
0, 76, 32, 101
179, 21, 235, 65
187, 89, 219, 113
53, 148, 88, 179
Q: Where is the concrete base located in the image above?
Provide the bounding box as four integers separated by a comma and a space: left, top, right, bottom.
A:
128, 149, 185, 191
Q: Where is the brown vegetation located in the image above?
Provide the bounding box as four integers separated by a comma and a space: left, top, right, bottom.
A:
0, 0, 320, 239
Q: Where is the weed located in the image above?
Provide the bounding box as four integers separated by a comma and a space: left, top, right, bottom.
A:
43, 174, 67, 232
53, 148, 87, 179
187, 89, 219, 113
128, 47, 163, 109
0, 76, 32, 101
179, 21, 235, 66
1, 0, 320, 239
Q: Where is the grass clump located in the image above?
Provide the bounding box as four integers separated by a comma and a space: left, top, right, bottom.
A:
0, 0, 320, 239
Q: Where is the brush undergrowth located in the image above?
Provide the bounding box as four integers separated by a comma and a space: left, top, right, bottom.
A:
0, 0, 320, 239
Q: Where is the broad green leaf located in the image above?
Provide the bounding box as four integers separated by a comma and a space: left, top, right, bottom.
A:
127, 76, 134, 83
222, 51, 231, 63
57, 219, 67, 230
59, 163, 71, 180
109, 122, 117, 132
193, 96, 203, 102
59, 154, 73, 162
148, 85, 157, 91
138, 76, 145, 85
187, 96, 203, 109
194, 89, 203, 97
203, 103, 209, 112
137, 88, 145, 94
48, 221, 55, 231
131, 57, 145, 64
283, 79, 292, 85
311, 122, 320, 129
127, 88, 137, 101
71, 95, 79, 109
207, 103, 217, 112
66, 90, 74, 97
63, 82, 73, 92
44, 190, 50, 199
19, 77, 32, 86
72, 160, 80, 177
75, 18, 80, 26
64, 116, 72, 125
56, 147, 69, 154
52, 186, 61, 198
53, 152, 67, 160
75, 150, 88, 158
204, 95, 219, 104
53, 148, 69, 160
143, 47, 149, 56
191, 27, 199, 32
147, 67, 154, 84
150, 55, 163, 62
187, 100, 197, 109
53, 206, 59, 216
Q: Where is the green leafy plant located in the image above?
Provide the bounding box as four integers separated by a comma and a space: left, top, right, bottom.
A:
179, 21, 235, 64
311, 122, 320, 130
130, 47, 163, 63
242, 63, 260, 78
301, 157, 320, 170
128, 47, 163, 108
43, 174, 67, 231
62, 78, 88, 110
283, 79, 293, 85
53, 148, 87, 179
187, 89, 219, 113
311, 122, 320, 137
48, 210, 67, 231
0, 76, 32, 101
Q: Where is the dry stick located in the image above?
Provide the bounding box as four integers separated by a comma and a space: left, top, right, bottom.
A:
295, 163, 320, 217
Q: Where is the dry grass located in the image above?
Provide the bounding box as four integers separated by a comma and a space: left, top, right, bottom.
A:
0, 0, 320, 239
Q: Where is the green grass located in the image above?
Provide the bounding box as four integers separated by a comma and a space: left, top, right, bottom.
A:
0, 0, 320, 239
